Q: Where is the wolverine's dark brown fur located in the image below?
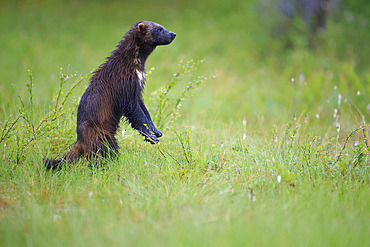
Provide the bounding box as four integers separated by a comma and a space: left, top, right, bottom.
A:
45, 21, 176, 170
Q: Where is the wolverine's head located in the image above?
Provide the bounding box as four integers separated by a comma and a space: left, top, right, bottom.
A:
134, 21, 176, 46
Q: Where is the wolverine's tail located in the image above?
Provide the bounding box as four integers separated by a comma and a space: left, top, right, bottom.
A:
44, 139, 118, 170
44, 142, 84, 171
44, 158, 66, 171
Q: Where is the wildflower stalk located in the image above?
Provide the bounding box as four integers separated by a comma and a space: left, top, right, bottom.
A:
152, 59, 210, 129
333, 124, 369, 166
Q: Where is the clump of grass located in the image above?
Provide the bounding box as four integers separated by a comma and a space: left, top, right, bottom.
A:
158, 128, 194, 169
0, 69, 89, 164
271, 116, 370, 182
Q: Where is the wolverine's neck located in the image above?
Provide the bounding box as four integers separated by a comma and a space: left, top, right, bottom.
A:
114, 37, 156, 71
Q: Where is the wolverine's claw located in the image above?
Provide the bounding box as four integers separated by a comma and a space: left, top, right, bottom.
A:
145, 135, 159, 144
154, 130, 163, 138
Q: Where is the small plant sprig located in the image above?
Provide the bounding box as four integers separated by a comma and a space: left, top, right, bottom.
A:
26, 69, 35, 133
172, 128, 193, 167
279, 115, 300, 157
306, 122, 369, 176
152, 59, 211, 129
145, 60, 210, 170
0, 115, 21, 145
333, 123, 369, 167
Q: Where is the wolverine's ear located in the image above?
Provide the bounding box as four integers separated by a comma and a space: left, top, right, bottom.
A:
137, 23, 146, 32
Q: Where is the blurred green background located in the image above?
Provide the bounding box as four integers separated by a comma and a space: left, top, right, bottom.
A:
0, 0, 369, 131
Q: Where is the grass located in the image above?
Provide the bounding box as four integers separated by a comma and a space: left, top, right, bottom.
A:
0, 0, 369, 246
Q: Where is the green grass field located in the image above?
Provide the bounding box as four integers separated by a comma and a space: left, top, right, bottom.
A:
1, 0, 369, 246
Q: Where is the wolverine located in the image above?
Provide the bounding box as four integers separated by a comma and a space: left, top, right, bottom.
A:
45, 21, 176, 170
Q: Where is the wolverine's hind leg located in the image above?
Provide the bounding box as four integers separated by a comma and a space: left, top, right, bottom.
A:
91, 137, 118, 160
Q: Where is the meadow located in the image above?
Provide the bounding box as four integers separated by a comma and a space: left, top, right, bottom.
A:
0, 0, 369, 246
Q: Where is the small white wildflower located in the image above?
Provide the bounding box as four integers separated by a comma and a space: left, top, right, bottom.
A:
242, 133, 246, 140
334, 108, 338, 118
316, 114, 320, 119
290, 77, 295, 83
357, 90, 360, 96
119, 199, 123, 205
336, 122, 340, 134
247, 192, 256, 202
53, 214, 61, 222
334, 85, 337, 90
242, 119, 247, 127
277, 175, 282, 183
88, 191, 93, 197
338, 94, 342, 107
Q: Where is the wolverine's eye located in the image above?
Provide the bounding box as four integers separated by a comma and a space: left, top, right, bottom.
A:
157, 28, 163, 33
